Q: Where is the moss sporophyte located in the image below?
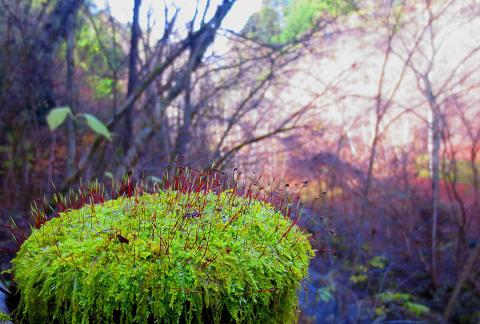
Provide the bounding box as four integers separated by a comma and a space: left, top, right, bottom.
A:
9, 168, 314, 323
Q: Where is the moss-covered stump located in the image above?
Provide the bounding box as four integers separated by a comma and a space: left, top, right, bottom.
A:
11, 188, 313, 323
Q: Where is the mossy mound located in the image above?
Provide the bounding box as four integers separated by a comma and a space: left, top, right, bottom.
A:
12, 189, 313, 323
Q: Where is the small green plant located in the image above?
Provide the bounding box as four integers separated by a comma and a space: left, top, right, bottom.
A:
9, 169, 314, 323
47, 106, 112, 140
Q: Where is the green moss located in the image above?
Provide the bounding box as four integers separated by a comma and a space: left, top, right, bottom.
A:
12, 190, 313, 323
0, 312, 11, 321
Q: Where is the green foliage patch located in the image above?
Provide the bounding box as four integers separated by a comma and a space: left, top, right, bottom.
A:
11, 189, 313, 323
243, 0, 356, 44
415, 154, 479, 185
275, 0, 354, 43
76, 19, 124, 100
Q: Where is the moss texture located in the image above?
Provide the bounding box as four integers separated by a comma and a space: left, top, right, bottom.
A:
11, 182, 313, 323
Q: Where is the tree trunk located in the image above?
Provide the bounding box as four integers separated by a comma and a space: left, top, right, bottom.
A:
65, 10, 77, 178
361, 125, 380, 222
424, 75, 440, 286
123, 0, 142, 154
36, 0, 85, 119
174, 75, 193, 164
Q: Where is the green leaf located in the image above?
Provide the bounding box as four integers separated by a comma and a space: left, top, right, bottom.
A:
81, 113, 112, 141
47, 107, 72, 130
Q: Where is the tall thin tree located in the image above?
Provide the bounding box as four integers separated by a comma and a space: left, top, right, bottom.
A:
123, 0, 142, 153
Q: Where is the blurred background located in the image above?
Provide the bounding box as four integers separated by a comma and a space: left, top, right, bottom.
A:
1, 0, 479, 322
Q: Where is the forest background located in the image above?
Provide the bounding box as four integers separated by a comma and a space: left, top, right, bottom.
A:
1, 0, 480, 322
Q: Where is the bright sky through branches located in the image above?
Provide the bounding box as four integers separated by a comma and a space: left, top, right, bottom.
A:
94, 0, 261, 34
